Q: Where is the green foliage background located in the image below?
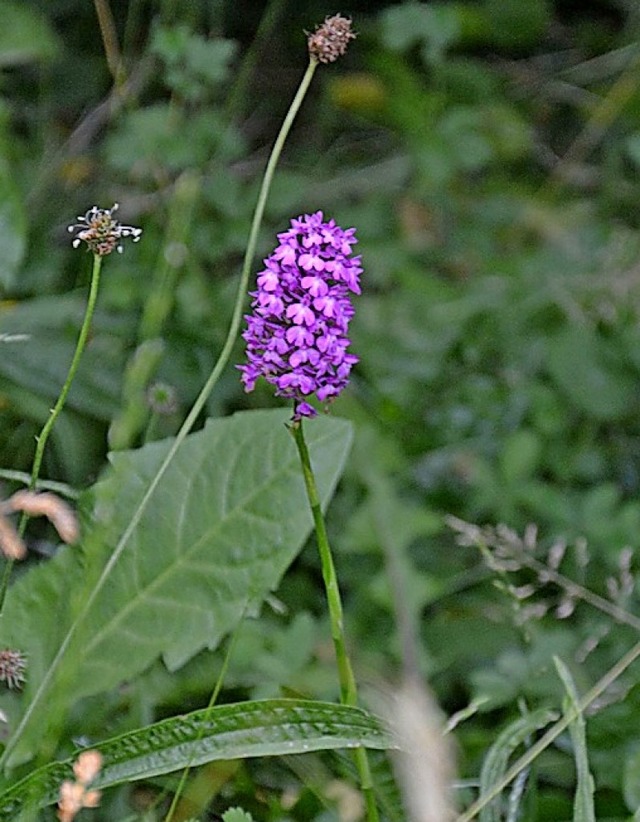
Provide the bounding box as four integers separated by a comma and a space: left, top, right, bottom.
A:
2, 0, 640, 818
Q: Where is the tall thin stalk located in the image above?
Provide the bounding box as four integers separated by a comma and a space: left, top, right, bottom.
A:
25, 254, 103, 503
290, 419, 379, 822
0, 254, 103, 611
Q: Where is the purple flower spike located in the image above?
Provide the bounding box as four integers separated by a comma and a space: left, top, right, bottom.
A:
239, 211, 362, 420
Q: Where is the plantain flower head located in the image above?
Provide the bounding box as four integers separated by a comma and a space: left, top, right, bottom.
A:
68, 203, 142, 256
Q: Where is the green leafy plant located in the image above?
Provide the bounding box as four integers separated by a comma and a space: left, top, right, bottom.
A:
3, 1, 640, 820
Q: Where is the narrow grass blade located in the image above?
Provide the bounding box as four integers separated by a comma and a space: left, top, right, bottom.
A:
554, 656, 596, 822
478, 707, 557, 822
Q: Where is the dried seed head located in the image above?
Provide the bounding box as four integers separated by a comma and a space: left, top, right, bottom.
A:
308, 14, 356, 64
68, 203, 142, 256
0, 648, 27, 690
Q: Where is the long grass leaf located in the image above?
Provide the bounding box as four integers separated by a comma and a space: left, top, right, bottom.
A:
553, 656, 596, 822
478, 707, 556, 822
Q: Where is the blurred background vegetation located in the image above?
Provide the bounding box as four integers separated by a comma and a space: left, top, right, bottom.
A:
2, 0, 640, 818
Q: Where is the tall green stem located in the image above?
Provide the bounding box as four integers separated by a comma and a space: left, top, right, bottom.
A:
290, 420, 356, 706
26, 254, 103, 501
0, 61, 318, 769
290, 419, 379, 822
0, 254, 102, 611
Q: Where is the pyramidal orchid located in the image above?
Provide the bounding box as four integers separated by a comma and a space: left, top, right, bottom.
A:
239, 211, 362, 419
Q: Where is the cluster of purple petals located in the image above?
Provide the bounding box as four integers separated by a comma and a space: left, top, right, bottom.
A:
239, 211, 362, 419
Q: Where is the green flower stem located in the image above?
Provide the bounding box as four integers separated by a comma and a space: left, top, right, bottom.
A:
0, 254, 102, 612
290, 420, 356, 706
0, 60, 318, 769
142, 410, 161, 444
290, 419, 379, 822
25, 253, 103, 505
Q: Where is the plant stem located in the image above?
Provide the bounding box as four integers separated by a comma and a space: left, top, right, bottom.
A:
0, 60, 318, 769
0, 254, 102, 612
290, 419, 379, 822
94, 0, 125, 88
26, 254, 103, 503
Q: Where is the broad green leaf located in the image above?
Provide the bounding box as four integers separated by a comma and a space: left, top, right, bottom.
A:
500, 429, 540, 486
547, 326, 637, 421
0, 699, 392, 818
0, 381, 106, 485
82, 410, 351, 676
380, 4, 461, 62
0, 160, 26, 291
554, 657, 595, 822
106, 105, 234, 176
0, 2, 59, 66
478, 708, 557, 822
0, 410, 352, 761
624, 747, 640, 814
626, 134, 640, 170
0, 294, 128, 418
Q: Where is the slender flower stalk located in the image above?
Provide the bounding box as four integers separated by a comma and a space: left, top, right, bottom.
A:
0, 257, 99, 607
291, 420, 378, 822
290, 421, 358, 705
24, 254, 102, 505
29, 203, 140, 502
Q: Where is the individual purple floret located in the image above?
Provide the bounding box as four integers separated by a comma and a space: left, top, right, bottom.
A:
239, 211, 362, 420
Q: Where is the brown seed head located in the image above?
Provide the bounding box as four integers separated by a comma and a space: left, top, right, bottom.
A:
308, 14, 356, 64
0, 648, 27, 690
